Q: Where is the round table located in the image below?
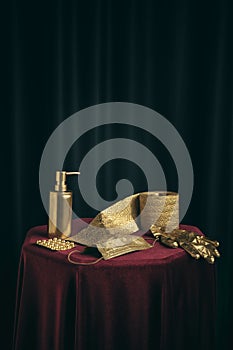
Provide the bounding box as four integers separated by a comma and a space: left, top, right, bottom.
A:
13, 219, 216, 350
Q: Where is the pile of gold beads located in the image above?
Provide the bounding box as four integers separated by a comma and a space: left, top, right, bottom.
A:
36, 237, 75, 251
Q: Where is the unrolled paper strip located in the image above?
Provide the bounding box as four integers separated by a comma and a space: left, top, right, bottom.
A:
68, 191, 179, 258
69, 193, 140, 247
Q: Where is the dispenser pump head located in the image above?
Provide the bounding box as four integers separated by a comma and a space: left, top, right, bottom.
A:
55, 171, 80, 192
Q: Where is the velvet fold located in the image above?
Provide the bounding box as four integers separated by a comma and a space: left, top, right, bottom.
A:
13, 219, 216, 350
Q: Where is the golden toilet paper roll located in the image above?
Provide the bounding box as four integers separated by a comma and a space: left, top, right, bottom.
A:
139, 191, 179, 232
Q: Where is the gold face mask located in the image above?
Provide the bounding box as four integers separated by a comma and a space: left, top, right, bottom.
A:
97, 236, 153, 260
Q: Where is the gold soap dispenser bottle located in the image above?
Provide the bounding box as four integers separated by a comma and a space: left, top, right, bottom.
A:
48, 171, 80, 239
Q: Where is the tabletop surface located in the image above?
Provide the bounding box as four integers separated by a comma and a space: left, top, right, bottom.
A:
23, 218, 203, 267
14, 219, 215, 350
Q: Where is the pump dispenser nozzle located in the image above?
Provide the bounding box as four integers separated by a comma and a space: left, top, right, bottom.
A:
55, 171, 80, 191
48, 171, 80, 238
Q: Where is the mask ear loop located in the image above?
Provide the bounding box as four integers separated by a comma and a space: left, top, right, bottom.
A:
145, 237, 160, 247
67, 249, 103, 265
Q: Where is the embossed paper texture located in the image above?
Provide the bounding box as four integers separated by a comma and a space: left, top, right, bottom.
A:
69, 192, 179, 249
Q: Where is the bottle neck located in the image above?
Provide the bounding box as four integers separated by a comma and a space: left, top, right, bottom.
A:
55, 184, 67, 191
55, 171, 67, 191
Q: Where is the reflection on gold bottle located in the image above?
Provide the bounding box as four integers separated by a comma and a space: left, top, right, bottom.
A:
48, 171, 80, 238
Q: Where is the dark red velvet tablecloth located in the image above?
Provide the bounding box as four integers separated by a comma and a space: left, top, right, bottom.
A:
13, 219, 216, 350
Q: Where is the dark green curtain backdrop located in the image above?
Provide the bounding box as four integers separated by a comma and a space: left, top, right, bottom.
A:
3, 0, 233, 349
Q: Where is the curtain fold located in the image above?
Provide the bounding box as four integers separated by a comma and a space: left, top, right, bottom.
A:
4, 0, 233, 349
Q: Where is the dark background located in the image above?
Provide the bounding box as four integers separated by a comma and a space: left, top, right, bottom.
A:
3, 0, 233, 349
